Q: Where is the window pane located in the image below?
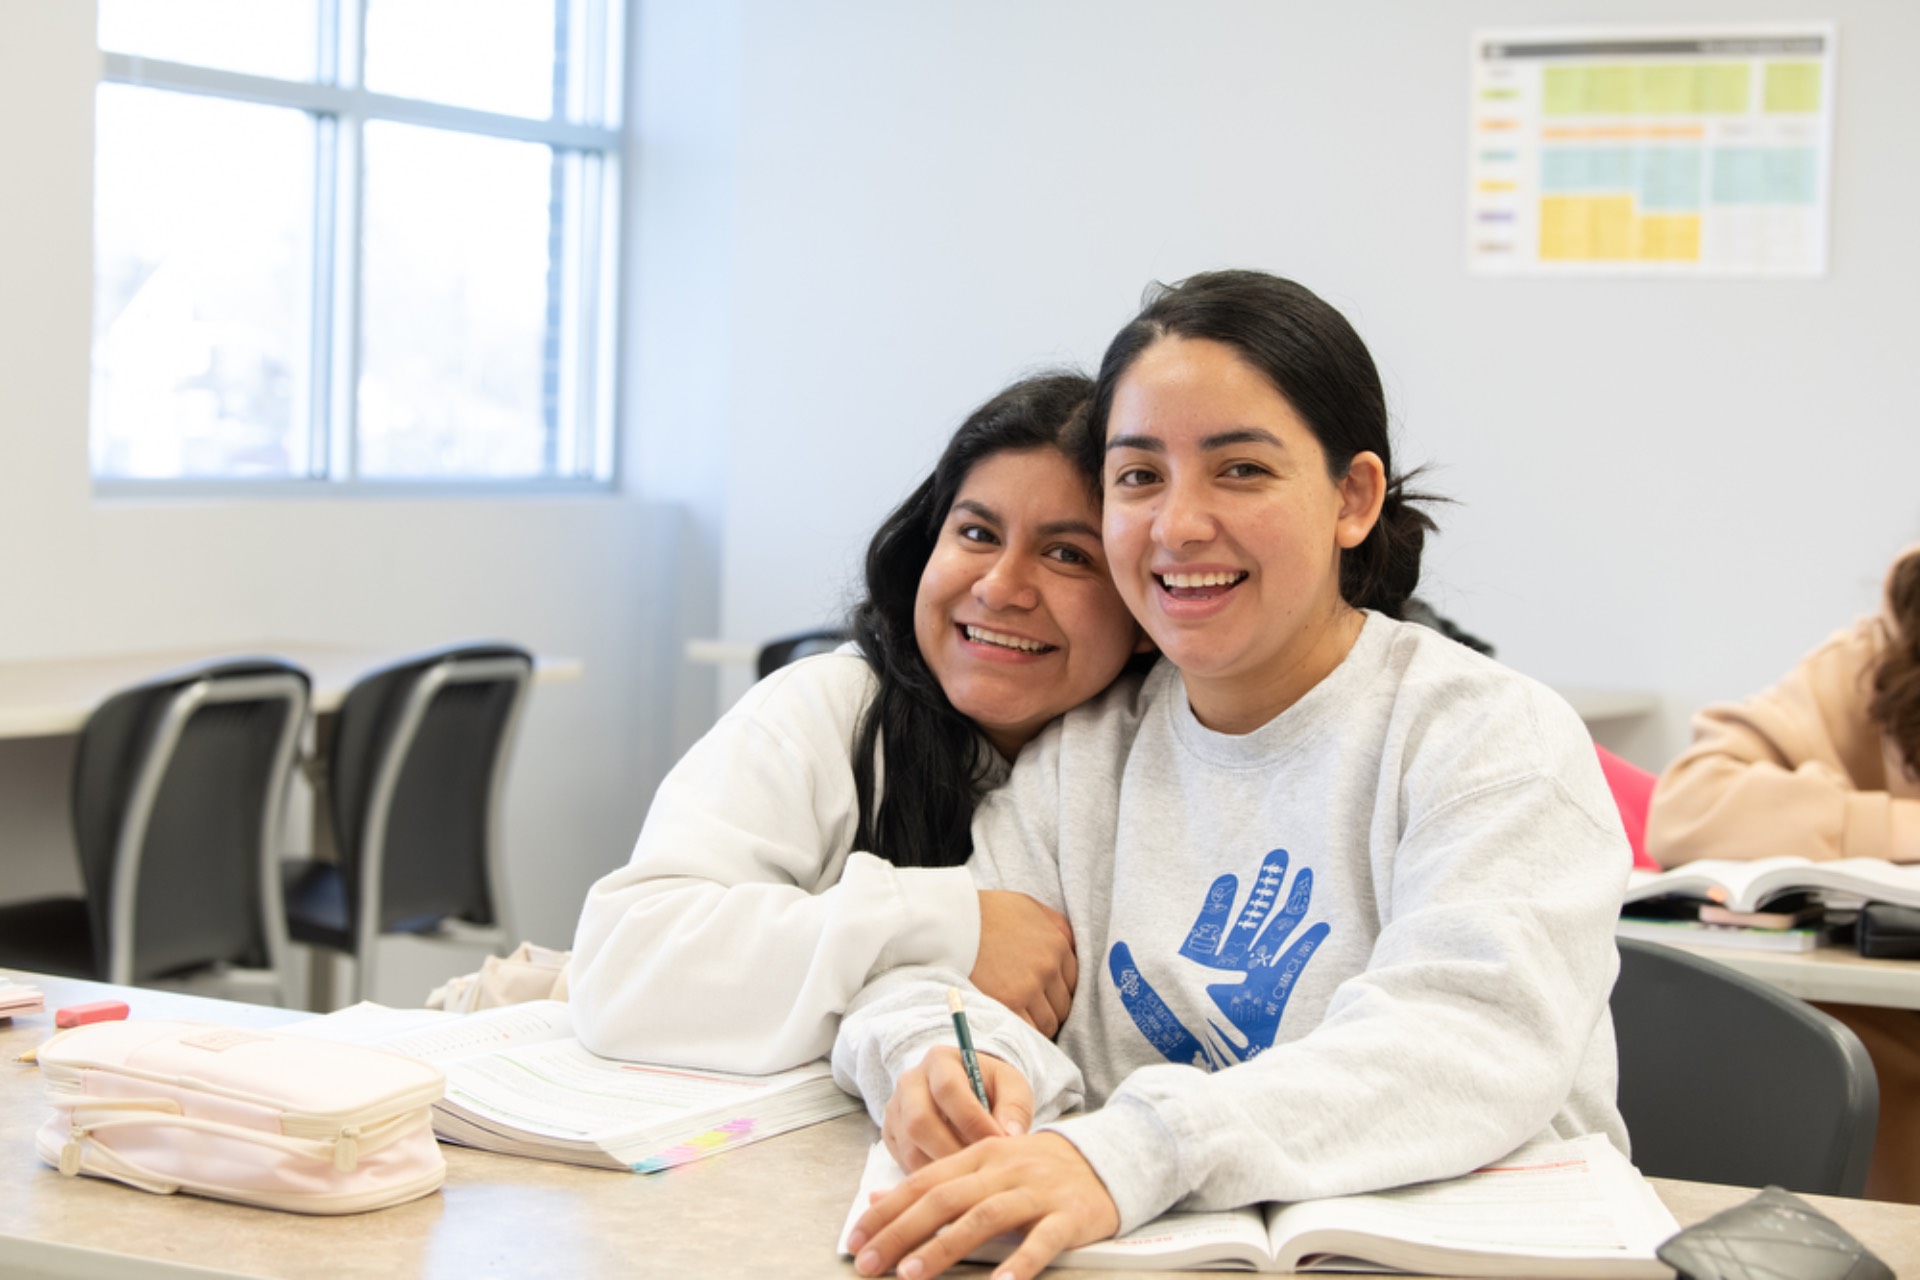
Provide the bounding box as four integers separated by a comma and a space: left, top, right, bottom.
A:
359, 123, 557, 479
97, 0, 317, 81
364, 0, 557, 118
92, 85, 313, 480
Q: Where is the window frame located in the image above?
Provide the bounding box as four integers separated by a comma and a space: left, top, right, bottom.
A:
92, 1, 624, 496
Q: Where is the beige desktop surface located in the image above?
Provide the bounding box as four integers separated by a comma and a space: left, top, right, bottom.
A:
3, 975, 1917, 1280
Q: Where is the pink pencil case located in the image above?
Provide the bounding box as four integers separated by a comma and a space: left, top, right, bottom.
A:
35, 1019, 446, 1214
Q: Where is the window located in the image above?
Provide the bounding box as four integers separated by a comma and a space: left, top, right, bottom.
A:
92, 0, 622, 488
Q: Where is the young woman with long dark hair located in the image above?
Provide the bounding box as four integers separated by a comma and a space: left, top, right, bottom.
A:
837, 271, 1630, 1280
569, 373, 1143, 1073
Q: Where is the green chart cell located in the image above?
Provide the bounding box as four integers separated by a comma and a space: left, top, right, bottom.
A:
1544, 63, 1749, 115
1764, 61, 1822, 113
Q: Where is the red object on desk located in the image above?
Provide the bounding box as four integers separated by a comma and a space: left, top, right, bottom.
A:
54, 1000, 130, 1028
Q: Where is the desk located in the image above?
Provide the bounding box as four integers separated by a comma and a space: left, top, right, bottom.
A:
0, 643, 583, 739
6, 976, 1920, 1280
1628, 937, 1920, 1010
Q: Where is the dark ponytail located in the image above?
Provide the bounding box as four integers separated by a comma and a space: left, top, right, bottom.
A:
1339, 473, 1441, 619
1087, 269, 1442, 618
847, 372, 1097, 867
1870, 550, 1920, 780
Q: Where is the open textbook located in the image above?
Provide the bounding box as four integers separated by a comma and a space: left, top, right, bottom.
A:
838, 1134, 1677, 1277
291, 999, 860, 1172
1624, 856, 1920, 913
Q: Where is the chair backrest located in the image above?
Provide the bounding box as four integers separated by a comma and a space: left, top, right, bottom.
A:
756, 629, 850, 681
72, 658, 310, 984
328, 642, 532, 942
1594, 745, 1660, 871
1611, 937, 1878, 1196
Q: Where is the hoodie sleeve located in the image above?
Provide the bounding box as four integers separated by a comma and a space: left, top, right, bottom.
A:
1648, 615, 1920, 866
831, 716, 1087, 1120
568, 656, 981, 1074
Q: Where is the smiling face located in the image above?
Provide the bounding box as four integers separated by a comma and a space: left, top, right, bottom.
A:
913, 446, 1141, 758
1102, 336, 1384, 734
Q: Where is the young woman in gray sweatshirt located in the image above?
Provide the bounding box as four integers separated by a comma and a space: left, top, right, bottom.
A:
836, 270, 1631, 1280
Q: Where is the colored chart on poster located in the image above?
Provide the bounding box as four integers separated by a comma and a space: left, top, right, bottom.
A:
1469, 26, 1835, 276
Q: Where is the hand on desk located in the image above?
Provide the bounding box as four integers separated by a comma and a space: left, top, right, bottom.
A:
883, 1047, 1032, 1171
972, 891, 1077, 1037
848, 1132, 1119, 1280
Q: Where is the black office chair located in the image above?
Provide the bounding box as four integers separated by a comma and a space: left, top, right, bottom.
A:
1611, 937, 1879, 1197
0, 659, 309, 1004
283, 642, 532, 1004
755, 628, 850, 680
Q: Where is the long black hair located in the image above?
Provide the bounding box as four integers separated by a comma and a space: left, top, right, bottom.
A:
1083, 269, 1439, 618
848, 372, 1097, 868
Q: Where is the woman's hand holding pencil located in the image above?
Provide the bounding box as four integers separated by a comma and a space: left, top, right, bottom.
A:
879, 995, 1036, 1173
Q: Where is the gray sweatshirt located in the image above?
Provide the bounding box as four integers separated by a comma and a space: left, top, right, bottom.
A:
833, 614, 1631, 1232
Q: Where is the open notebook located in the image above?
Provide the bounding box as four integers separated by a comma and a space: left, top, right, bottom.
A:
292, 999, 860, 1173
839, 1133, 1677, 1277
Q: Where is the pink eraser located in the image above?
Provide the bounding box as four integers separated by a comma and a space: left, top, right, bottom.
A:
55, 1000, 130, 1028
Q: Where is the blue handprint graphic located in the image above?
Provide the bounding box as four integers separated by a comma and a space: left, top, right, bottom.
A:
1111, 848, 1330, 1070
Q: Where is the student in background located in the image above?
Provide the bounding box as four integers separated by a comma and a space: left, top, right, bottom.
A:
837, 271, 1629, 1280
568, 374, 1145, 1075
1648, 543, 1920, 1203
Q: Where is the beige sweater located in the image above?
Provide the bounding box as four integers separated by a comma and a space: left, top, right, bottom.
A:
1647, 548, 1920, 867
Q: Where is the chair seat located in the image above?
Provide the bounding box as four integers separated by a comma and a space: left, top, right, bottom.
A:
282, 860, 352, 952
0, 898, 99, 979
285, 859, 455, 954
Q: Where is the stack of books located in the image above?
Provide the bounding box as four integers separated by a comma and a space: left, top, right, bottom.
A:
1619, 856, 1920, 953
0, 977, 44, 1020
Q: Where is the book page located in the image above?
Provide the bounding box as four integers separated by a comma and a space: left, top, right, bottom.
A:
838, 1143, 1270, 1270
282, 998, 569, 1059
373, 1000, 576, 1062
442, 1040, 833, 1142
1056, 1209, 1271, 1269
1793, 858, 1920, 908
1266, 1134, 1677, 1274
1625, 856, 1805, 908
1629, 857, 1920, 911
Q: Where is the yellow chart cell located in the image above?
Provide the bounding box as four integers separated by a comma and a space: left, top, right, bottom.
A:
1635, 214, 1702, 261
1540, 195, 1636, 260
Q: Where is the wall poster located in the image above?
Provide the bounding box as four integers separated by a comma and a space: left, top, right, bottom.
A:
1469, 25, 1835, 276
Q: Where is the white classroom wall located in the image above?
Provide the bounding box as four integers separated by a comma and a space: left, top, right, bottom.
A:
3, 3, 1918, 1000
674, 0, 1920, 766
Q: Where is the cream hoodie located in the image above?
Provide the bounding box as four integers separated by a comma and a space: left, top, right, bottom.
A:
1647, 545, 1920, 866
